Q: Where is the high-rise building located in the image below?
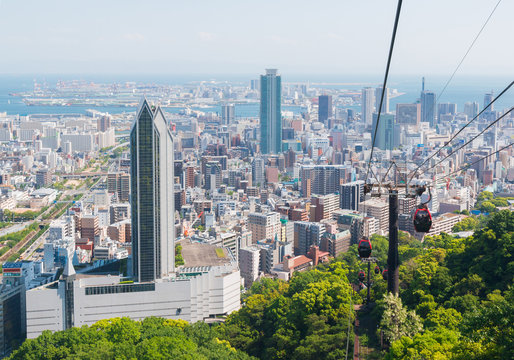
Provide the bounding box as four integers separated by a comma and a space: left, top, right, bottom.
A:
464, 102, 479, 120
252, 157, 265, 186
107, 173, 130, 202
361, 87, 375, 126
437, 103, 457, 120
221, 104, 235, 125
80, 215, 99, 243
248, 212, 281, 243
300, 165, 348, 197
318, 95, 333, 124
294, 222, 326, 256
421, 91, 436, 126
130, 99, 175, 283
396, 103, 420, 126
260, 69, 282, 154
340, 180, 365, 211
484, 92, 494, 111
360, 199, 389, 234
36, 168, 52, 188
97, 116, 111, 132
311, 193, 340, 222
371, 113, 395, 150
375, 86, 389, 113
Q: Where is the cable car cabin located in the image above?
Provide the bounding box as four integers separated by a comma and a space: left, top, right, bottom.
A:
413, 208, 433, 233
374, 266, 380, 275
382, 269, 388, 280
358, 270, 366, 282
358, 239, 372, 258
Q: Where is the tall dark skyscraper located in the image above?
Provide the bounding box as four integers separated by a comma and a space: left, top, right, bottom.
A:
421, 91, 436, 127
340, 180, 365, 211
131, 99, 175, 283
318, 95, 333, 124
260, 69, 282, 154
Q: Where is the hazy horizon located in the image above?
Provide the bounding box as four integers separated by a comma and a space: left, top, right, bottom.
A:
0, 0, 512, 77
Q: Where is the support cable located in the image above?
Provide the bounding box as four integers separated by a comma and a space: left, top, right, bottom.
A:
365, 0, 403, 183
423, 107, 513, 175
437, 0, 504, 102
408, 81, 513, 183
434, 142, 513, 183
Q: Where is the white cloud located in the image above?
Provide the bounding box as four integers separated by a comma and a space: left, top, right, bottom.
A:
198, 31, 216, 41
124, 33, 145, 41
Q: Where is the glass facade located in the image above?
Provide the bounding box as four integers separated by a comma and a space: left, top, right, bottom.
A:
131, 104, 157, 282
259, 70, 282, 154
85, 283, 155, 296
130, 100, 174, 283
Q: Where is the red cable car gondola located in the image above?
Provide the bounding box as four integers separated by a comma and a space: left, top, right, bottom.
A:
382, 269, 388, 280
358, 270, 366, 282
374, 265, 380, 275
413, 186, 433, 233
358, 239, 372, 258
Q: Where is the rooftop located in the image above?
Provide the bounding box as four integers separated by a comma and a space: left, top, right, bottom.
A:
180, 241, 231, 267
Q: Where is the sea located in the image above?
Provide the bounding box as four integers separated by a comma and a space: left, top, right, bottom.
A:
0, 74, 512, 117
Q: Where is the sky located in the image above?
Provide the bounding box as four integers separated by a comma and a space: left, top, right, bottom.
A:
0, 0, 512, 78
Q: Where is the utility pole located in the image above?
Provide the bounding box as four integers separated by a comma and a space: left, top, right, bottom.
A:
387, 189, 399, 295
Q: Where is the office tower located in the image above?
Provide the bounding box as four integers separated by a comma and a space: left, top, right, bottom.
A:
396, 103, 421, 126
252, 157, 265, 186
260, 69, 282, 154
375, 86, 389, 113
361, 87, 375, 126
340, 180, 365, 211
250, 79, 260, 91
484, 92, 494, 111
97, 116, 111, 132
300, 165, 348, 197
36, 168, 51, 188
464, 102, 479, 120
294, 222, 326, 256
248, 212, 281, 243
371, 113, 395, 150
438, 103, 457, 120
221, 104, 235, 125
130, 99, 175, 282
107, 173, 130, 202
421, 91, 436, 126
318, 95, 333, 124
204, 161, 222, 191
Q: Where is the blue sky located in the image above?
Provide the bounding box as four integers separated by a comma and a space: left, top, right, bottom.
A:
0, 0, 512, 77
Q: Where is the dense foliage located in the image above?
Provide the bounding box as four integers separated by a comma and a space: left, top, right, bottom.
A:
9, 318, 253, 360
382, 209, 514, 359
218, 262, 355, 360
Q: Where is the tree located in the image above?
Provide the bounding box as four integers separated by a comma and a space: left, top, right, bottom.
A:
386, 327, 461, 360
452, 217, 479, 232
379, 293, 422, 344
